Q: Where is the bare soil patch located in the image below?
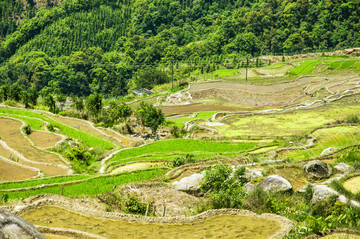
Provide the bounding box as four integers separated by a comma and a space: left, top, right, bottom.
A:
0, 158, 38, 181
167, 74, 360, 111
118, 183, 202, 217
28, 131, 63, 149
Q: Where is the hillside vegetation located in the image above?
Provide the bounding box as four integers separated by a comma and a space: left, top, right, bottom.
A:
1, 0, 360, 97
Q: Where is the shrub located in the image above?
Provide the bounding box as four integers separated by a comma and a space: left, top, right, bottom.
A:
337, 148, 360, 165
243, 187, 269, 213
23, 124, 32, 135
200, 164, 247, 209
346, 115, 360, 124
97, 192, 154, 215
304, 185, 313, 204
4, 100, 17, 107
47, 123, 55, 132
172, 154, 196, 167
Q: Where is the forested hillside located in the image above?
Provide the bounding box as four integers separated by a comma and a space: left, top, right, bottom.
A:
1, 0, 360, 97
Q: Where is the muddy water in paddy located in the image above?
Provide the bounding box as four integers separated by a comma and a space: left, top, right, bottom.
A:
271, 167, 308, 190
21, 206, 281, 239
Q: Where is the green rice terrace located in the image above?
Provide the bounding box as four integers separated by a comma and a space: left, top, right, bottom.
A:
3, 52, 360, 238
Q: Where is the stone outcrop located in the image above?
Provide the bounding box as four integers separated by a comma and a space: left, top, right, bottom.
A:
311, 185, 338, 204
172, 173, 204, 195
246, 175, 292, 193
0, 209, 45, 239
303, 160, 332, 180
334, 163, 353, 174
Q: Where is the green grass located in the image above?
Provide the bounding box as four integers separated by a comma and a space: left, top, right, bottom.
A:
0, 107, 114, 150
289, 59, 320, 75
339, 60, 357, 69
0, 175, 92, 190
107, 139, 257, 167
0, 169, 166, 202
0, 114, 44, 130
169, 112, 216, 127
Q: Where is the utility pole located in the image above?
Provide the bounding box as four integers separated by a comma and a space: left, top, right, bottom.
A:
245, 56, 248, 81
171, 60, 174, 89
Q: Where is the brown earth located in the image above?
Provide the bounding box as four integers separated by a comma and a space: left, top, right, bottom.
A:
0, 157, 38, 181
28, 131, 63, 149
118, 183, 202, 217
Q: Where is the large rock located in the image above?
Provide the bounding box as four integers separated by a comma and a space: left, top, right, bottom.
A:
311, 185, 338, 204
172, 173, 204, 195
0, 209, 45, 239
334, 163, 353, 174
246, 175, 292, 193
303, 160, 332, 180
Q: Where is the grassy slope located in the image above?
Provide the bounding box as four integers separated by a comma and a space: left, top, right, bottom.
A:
2, 169, 166, 201
107, 139, 257, 167
0, 175, 92, 190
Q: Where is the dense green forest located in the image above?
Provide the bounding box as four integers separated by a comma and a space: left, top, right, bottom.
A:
0, 0, 360, 97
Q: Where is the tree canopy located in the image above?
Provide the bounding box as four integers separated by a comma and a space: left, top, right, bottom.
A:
1, 0, 360, 96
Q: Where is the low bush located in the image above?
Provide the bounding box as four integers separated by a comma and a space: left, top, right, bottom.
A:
172, 154, 196, 167
22, 124, 32, 135
97, 191, 154, 215
346, 115, 360, 124
47, 123, 55, 132
200, 164, 247, 209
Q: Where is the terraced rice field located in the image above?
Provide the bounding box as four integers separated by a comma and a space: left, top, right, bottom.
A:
0, 118, 65, 165
28, 131, 63, 149
0, 157, 38, 181
280, 126, 360, 161
21, 206, 282, 239
343, 176, 360, 194
105, 139, 258, 171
